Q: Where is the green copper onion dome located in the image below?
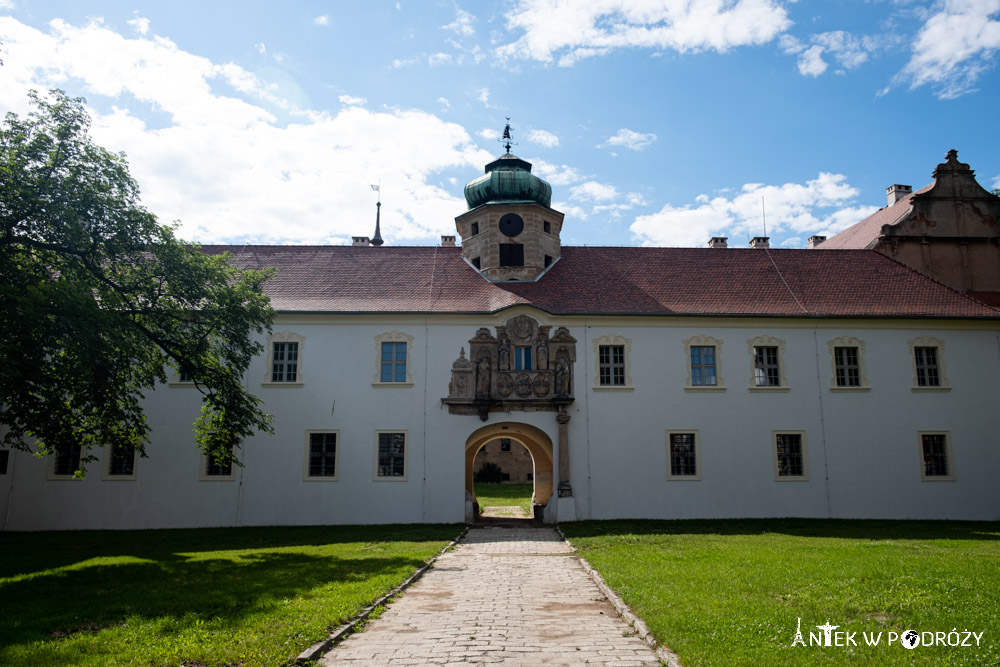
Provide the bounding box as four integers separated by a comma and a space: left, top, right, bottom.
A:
464, 153, 553, 209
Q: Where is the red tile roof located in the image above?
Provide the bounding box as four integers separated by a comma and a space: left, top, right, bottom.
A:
201, 244, 999, 319
821, 185, 932, 249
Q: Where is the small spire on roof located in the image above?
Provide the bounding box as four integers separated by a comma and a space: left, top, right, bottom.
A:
370, 183, 384, 247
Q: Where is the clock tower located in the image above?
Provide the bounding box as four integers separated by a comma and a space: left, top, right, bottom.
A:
456, 122, 563, 281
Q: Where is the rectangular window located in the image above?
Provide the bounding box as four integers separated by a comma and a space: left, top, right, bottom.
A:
272, 342, 299, 383
914, 347, 940, 387
753, 346, 780, 387
921, 433, 951, 479
178, 369, 193, 382
472, 256, 481, 269
499, 243, 524, 267
668, 433, 698, 478
205, 447, 233, 477
0, 450, 8, 475
834, 346, 860, 387
500, 438, 511, 452
308, 432, 337, 478
543, 220, 551, 233
774, 433, 805, 478
514, 346, 532, 370
381, 342, 407, 382
108, 444, 136, 477
690, 346, 717, 386
471, 222, 479, 235
53, 443, 82, 477
599, 345, 626, 386
377, 432, 406, 479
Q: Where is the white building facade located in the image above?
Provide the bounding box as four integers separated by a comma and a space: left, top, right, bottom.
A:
3, 147, 1000, 530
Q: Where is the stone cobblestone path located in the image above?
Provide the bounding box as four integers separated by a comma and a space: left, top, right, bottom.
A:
321, 524, 661, 665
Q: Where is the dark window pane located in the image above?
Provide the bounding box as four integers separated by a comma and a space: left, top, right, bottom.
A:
670, 433, 697, 477
775, 434, 803, 477
499, 244, 524, 267
309, 432, 337, 477
921, 434, 949, 476
108, 445, 135, 476
54, 444, 82, 476
378, 433, 406, 477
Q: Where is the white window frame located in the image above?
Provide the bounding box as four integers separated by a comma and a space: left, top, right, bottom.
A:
47, 443, 84, 481
168, 365, 196, 387
772, 430, 808, 481
263, 331, 305, 387
101, 444, 137, 481
373, 430, 408, 481
373, 332, 415, 387
908, 336, 950, 391
304, 430, 340, 482
747, 336, 789, 392
918, 431, 955, 481
827, 336, 870, 391
683, 335, 725, 391
592, 334, 633, 391
666, 430, 701, 481
199, 444, 236, 481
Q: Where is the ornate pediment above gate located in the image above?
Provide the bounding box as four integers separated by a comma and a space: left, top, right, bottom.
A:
443, 315, 576, 420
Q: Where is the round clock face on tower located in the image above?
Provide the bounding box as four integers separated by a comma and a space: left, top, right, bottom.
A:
498, 213, 524, 237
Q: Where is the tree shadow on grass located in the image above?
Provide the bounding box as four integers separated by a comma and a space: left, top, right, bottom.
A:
0, 550, 427, 649
0, 523, 461, 579
561, 518, 1000, 542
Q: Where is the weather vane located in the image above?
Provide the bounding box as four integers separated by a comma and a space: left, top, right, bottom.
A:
499, 117, 516, 155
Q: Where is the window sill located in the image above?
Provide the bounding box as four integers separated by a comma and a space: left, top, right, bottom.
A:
261, 382, 304, 388
912, 386, 951, 392
168, 381, 196, 388
667, 475, 702, 481
372, 382, 414, 388
373, 476, 408, 482
198, 476, 236, 482
748, 386, 790, 393
45, 476, 81, 482
829, 386, 871, 393
774, 476, 809, 482
100, 475, 137, 482
920, 476, 956, 482
304, 476, 339, 482
685, 386, 726, 393
592, 386, 635, 392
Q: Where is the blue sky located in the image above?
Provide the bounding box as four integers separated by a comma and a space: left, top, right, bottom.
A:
1, 1, 999, 248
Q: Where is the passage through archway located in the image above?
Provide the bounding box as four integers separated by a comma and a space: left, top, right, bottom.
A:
464, 422, 553, 522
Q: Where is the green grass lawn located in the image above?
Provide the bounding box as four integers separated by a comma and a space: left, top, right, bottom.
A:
0, 524, 459, 666
562, 519, 1000, 666
473, 482, 533, 516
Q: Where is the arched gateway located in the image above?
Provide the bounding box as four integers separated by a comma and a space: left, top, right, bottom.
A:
464, 422, 553, 520
443, 312, 578, 523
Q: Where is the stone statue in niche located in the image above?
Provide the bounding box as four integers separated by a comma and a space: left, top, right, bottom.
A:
497, 333, 511, 371
476, 351, 492, 398
554, 349, 571, 397
535, 334, 549, 370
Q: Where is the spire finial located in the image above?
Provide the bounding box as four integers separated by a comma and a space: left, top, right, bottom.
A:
499, 118, 516, 155
370, 183, 384, 247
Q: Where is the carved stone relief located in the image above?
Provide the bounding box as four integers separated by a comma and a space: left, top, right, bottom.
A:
444, 314, 576, 419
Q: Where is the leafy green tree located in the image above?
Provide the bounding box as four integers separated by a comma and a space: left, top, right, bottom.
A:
0, 90, 275, 472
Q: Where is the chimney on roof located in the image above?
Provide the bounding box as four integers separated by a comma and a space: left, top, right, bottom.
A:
708, 236, 728, 248
441, 235, 456, 247
808, 235, 827, 249
750, 236, 770, 249
352, 236, 370, 247
886, 184, 912, 206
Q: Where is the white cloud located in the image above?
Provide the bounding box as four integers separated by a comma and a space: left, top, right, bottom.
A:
527, 128, 559, 148
0, 16, 495, 244
531, 159, 582, 186
797, 44, 827, 76
0, 0, 15, 9
496, 0, 792, 65
602, 128, 657, 151
313, 15, 330, 26
478, 127, 496, 140
338, 94, 366, 106
442, 9, 475, 36
570, 181, 619, 202
630, 173, 878, 247
990, 174, 1000, 189
127, 14, 150, 36
896, 0, 1000, 99
254, 42, 267, 55
428, 52, 452, 66
476, 87, 490, 106
438, 97, 451, 108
